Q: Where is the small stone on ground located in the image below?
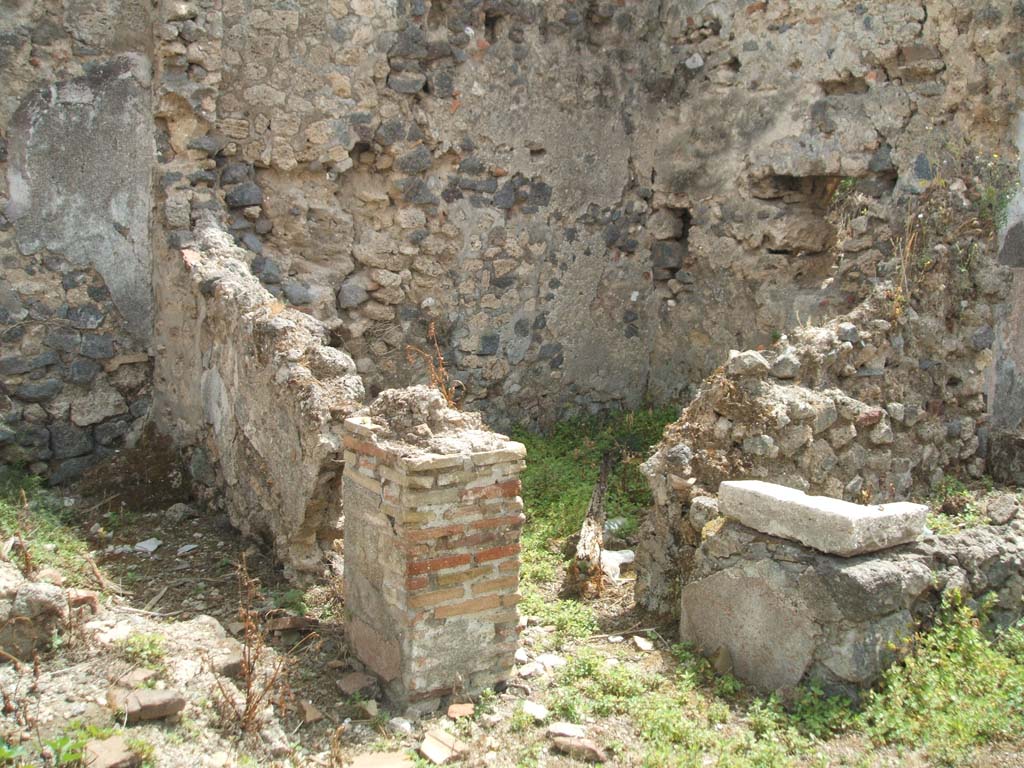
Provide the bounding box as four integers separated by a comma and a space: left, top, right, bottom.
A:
134, 538, 162, 554
84, 736, 140, 768
420, 729, 469, 765
338, 670, 377, 696
547, 722, 587, 739
447, 702, 474, 718
632, 635, 654, 651
522, 700, 549, 722
536, 653, 566, 669
300, 700, 323, 724
551, 736, 607, 763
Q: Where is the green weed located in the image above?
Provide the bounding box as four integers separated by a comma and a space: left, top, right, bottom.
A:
927, 475, 988, 533
42, 734, 84, 766
0, 741, 27, 765
518, 589, 597, 644
117, 633, 166, 669
859, 593, 1024, 765
508, 703, 536, 733
272, 588, 310, 616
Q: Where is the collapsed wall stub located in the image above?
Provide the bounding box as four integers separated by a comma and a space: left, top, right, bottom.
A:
638, 222, 1016, 615
679, 481, 1024, 695
342, 386, 525, 707
154, 214, 365, 575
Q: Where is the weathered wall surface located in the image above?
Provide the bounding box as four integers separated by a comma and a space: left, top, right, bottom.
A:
0, 2, 156, 483
992, 110, 1024, 435
155, 214, 364, 575
151, 0, 1021, 428
5, 0, 1022, 483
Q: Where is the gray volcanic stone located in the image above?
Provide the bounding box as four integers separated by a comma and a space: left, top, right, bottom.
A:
726, 349, 770, 376
719, 480, 927, 556
225, 182, 263, 208
282, 280, 312, 305
50, 423, 93, 459
337, 281, 369, 309
81, 334, 115, 359
395, 145, 432, 174
387, 72, 426, 93
681, 558, 819, 690
0, 352, 58, 376
14, 379, 63, 403
770, 351, 801, 379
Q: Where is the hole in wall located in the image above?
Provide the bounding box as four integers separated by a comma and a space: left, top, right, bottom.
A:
821, 76, 869, 95
484, 11, 501, 43
750, 174, 843, 209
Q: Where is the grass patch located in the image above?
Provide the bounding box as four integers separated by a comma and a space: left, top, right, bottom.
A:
0, 467, 94, 587
546, 646, 828, 767
518, 589, 598, 643
513, 408, 676, 645
513, 407, 676, 545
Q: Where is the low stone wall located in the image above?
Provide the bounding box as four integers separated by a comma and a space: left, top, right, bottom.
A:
152, 215, 364, 576
342, 386, 525, 708
679, 482, 1024, 695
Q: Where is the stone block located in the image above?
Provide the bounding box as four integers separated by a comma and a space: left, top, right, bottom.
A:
679, 520, 942, 694
719, 480, 926, 556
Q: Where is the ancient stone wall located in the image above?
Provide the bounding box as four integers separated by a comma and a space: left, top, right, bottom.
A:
154, 213, 364, 575
1, 1, 156, 483
4, 1, 1024, 482
2, 0, 1023, 626
148, 0, 1024, 429
342, 386, 525, 707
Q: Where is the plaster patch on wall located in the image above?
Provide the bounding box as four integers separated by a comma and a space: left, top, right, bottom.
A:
5, 54, 155, 339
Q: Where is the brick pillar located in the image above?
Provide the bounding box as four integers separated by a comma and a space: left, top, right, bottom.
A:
342, 389, 526, 709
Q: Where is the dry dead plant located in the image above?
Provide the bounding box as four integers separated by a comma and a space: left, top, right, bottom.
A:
405, 321, 464, 408
212, 556, 311, 733
889, 213, 920, 320
12, 491, 35, 580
